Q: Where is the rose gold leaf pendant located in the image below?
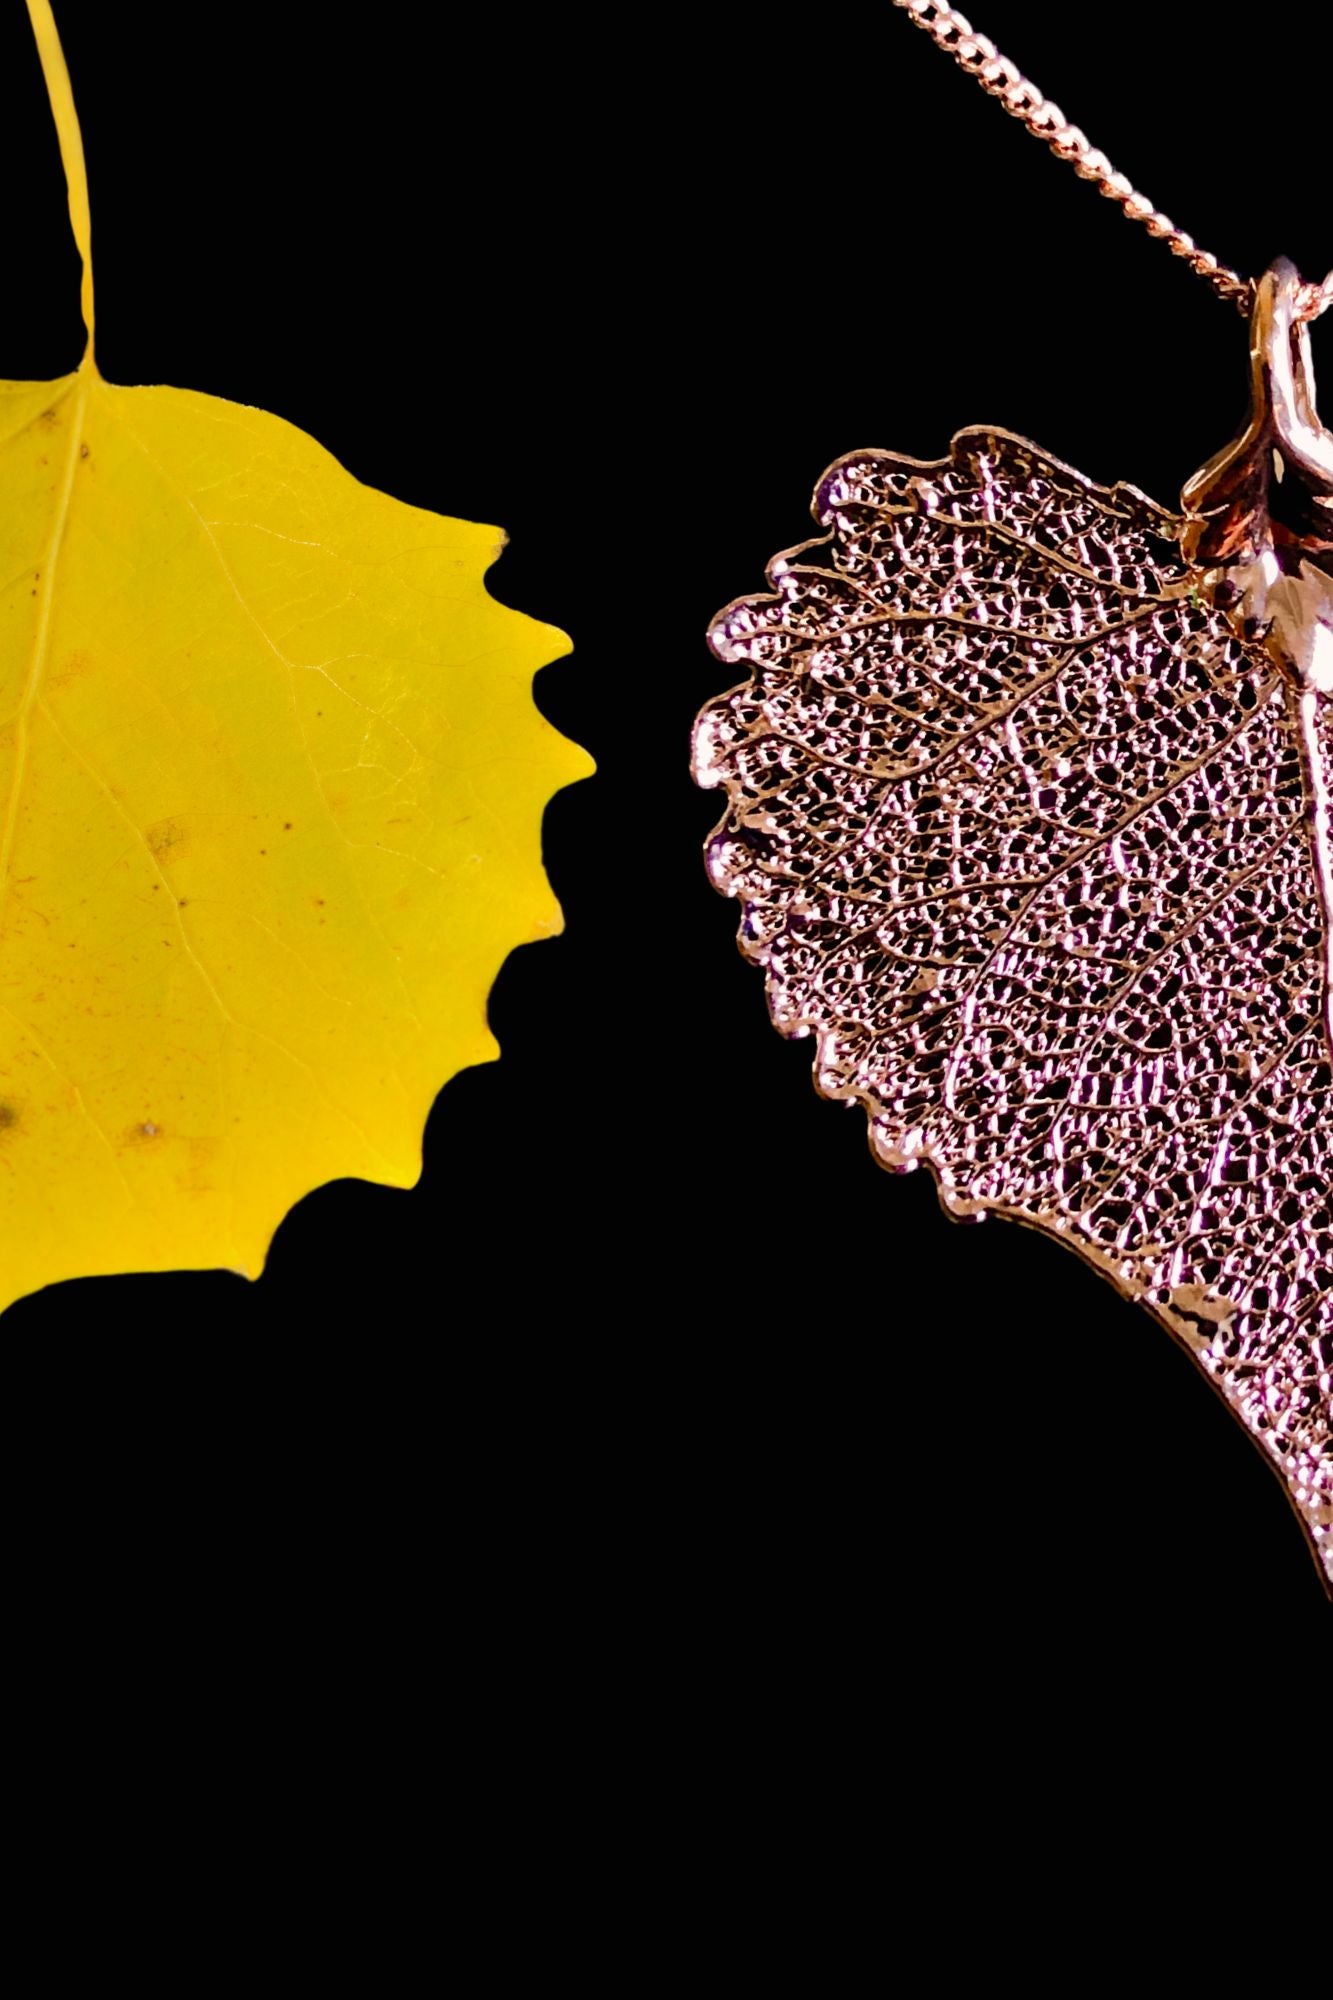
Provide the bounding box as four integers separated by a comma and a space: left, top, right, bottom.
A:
694, 261, 1333, 1589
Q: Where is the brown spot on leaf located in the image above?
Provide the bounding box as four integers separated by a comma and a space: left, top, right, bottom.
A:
0, 1102, 18, 1133
146, 818, 188, 859
51, 649, 94, 692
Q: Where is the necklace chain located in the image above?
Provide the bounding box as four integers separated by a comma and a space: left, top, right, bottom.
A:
894, 0, 1333, 324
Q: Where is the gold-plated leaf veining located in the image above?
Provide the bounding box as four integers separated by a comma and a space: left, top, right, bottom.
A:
695, 427, 1332, 1586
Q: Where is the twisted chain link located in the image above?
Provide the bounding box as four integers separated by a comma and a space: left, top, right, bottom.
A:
893, 0, 1332, 323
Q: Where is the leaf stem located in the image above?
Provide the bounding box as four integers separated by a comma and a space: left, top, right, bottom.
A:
25, 0, 95, 365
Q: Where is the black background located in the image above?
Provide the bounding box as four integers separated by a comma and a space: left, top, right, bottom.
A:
3, 0, 1328, 1758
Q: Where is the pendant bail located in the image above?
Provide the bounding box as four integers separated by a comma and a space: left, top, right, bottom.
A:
1182, 261, 1333, 688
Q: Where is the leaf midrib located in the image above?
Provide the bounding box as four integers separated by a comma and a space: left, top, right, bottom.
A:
0, 374, 89, 901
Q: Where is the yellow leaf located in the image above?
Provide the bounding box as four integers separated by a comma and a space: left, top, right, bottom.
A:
0, 2, 590, 1312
